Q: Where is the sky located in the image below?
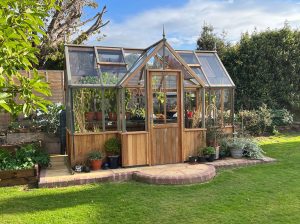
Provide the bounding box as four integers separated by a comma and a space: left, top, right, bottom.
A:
84, 0, 300, 50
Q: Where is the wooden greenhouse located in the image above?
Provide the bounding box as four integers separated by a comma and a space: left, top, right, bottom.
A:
65, 37, 235, 167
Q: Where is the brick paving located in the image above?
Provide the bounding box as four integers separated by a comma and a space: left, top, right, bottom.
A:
39, 157, 276, 188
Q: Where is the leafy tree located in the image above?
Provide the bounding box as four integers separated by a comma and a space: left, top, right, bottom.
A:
196, 23, 228, 58
39, 0, 109, 69
0, 0, 55, 116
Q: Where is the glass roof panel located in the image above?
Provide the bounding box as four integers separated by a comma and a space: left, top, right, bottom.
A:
124, 50, 143, 69
98, 49, 124, 63
178, 52, 199, 64
68, 47, 99, 84
192, 67, 209, 86
101, 65, 127, 85
127, 70, 145, 87
196, 53, 233, 86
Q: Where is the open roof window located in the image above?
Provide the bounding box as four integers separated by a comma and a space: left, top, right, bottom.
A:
178, 52, 199, 65
98, 49, 124, 63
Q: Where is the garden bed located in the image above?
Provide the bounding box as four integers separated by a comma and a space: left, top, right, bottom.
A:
0, 164, 38, 187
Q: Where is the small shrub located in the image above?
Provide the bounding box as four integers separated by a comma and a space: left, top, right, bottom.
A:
271, 109, 293, 126
88, 151, 102, 160
202, 147, 216, 155
104, 138, 121, 155
243, 139, 265, 159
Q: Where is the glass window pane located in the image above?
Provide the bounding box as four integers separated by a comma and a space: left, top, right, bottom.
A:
152, 75, 165, 124
127, 69, 145, 87
197, 53, 232, 86
166, 92, 177, 123
101, 65, 127, 85
125, 88, 146, 131
124, 50, 143, 69
98, 49, 124, 63
223, 89, 232, 125
184, 90, 203, 128
178, 52, 199, 64
68, 48, 98, 84
104, 88, 118, 131
72, 88, 103, 133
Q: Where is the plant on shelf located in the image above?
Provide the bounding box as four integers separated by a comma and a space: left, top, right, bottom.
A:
73, 89, 87, 132
104, 137, 121, 169
88, 151, 103, 170
202, 146, 216, 162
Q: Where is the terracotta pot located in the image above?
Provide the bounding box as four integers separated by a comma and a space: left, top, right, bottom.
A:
90, 159, 102, 170
108, 112, 117, 121
95, 112, 103, 121
85, 112, 95, 121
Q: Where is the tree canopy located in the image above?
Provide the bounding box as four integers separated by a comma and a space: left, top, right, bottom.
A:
39, 0, 109, 69
0, 0, 55, 116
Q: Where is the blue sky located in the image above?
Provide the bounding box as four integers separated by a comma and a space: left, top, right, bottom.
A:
84, 0, 300, 49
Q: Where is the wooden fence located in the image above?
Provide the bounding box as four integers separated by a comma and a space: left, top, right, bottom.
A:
0, 70, 65, 130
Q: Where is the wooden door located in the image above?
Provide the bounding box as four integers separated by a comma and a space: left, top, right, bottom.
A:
148, 70, 182, 165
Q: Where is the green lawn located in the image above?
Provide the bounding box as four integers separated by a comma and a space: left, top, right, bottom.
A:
1, 133, 300, 224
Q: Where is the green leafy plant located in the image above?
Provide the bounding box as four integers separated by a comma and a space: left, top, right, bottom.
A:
34, 103, 64, 135
104, 138, 121, 155
0, 143, 50, 170
0, 0, 55, 116
202, 147, 216, 155
243, 139, 265, 159
88, 151, 103, 160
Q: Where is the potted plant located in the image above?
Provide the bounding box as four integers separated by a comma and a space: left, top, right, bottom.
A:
228, 138, 246, 159
202, 146, 216, 162
197, 147, 207, 162
104, 137, 121, 169
88, 151, 103, 170
188, 155, 198, 164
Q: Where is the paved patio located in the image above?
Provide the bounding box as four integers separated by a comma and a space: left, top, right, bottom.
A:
39, 157, 276, 188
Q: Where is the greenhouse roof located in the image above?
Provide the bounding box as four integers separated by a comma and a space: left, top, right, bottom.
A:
65, 39, 235, 88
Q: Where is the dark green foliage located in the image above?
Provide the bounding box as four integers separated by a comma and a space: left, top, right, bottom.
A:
202, 146, 215, 155
271, 109, 293, 126
104, 138, 121, 155
237, 104, 294, 135
0, 143, 50, 170
222, 24, 300, 111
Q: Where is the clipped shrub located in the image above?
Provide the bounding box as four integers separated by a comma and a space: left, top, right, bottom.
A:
202, 146, 216, 155
104, 138, 121, 155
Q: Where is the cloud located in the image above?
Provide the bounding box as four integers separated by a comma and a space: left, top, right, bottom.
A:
88, 0, 300, 49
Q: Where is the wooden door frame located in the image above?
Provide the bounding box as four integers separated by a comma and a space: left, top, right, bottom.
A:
146, 69, 183, 165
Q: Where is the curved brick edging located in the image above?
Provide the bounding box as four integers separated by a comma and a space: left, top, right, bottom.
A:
38, 157, 276, 188
133, 164, 216, 185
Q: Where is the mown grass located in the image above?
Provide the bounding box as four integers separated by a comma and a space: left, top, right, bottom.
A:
0, 132, 299, 224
